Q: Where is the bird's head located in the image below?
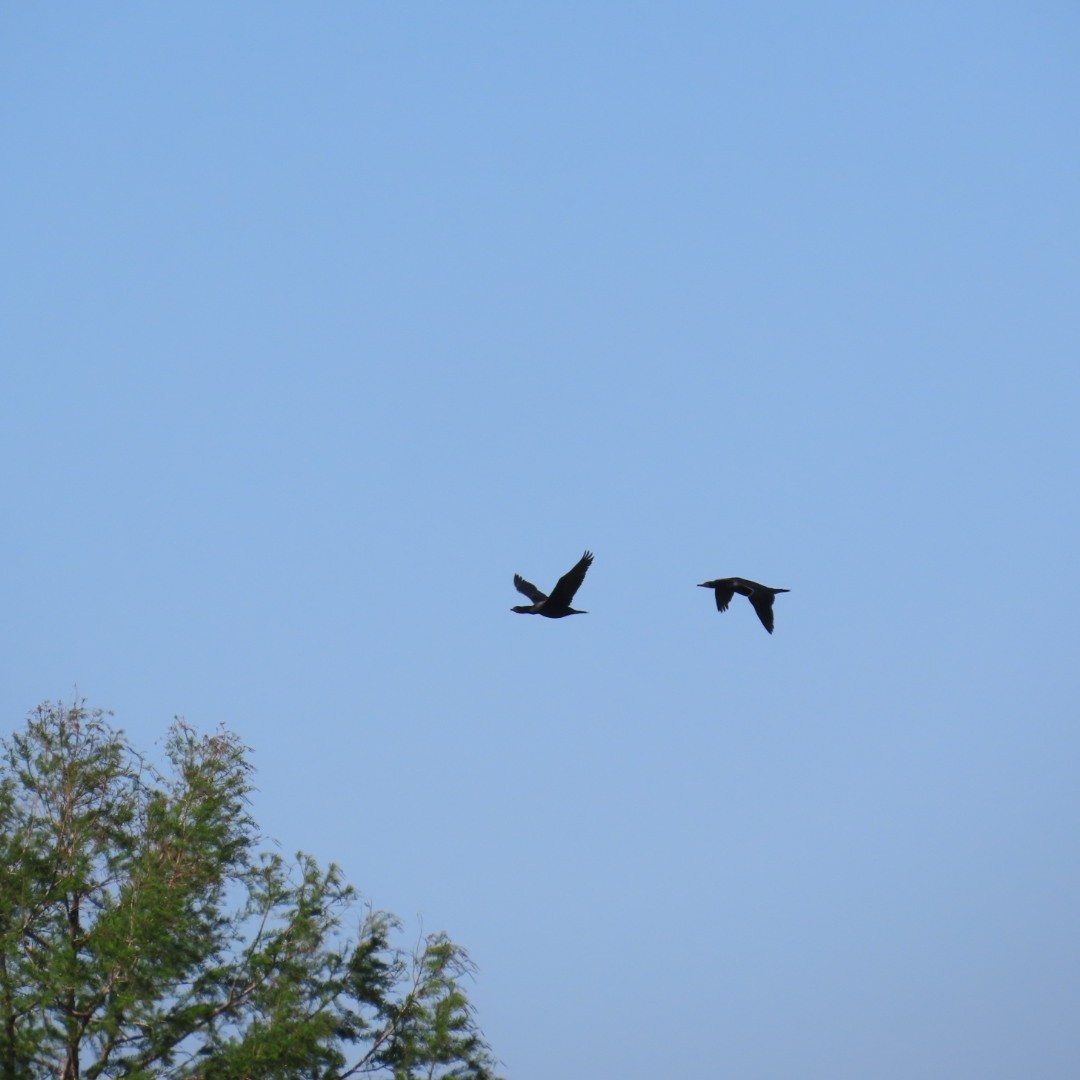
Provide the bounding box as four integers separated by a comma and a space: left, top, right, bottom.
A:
511, 605, 532, 614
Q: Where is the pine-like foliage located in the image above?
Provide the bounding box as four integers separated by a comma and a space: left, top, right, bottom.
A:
0, 702, 502, 1080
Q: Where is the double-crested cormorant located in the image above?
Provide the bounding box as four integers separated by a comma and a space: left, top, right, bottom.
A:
512, 551, 594, 618
698, 577, 789, 634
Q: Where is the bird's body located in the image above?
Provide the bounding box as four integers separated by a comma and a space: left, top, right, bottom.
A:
698, 577, 789, 634
512, 551, 594, 617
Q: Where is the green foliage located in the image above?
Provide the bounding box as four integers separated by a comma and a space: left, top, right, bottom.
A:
0, 702, 502, 1080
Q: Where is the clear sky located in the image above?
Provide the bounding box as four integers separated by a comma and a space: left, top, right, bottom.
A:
3, 4, 1079, 1077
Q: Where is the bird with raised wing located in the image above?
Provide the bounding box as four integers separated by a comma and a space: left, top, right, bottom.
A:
512, 551, 594, 618
698, 577, 790, 634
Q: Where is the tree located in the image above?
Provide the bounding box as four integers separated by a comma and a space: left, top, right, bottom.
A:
0, 701, 502, 1080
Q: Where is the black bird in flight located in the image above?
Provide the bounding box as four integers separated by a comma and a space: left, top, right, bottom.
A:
512, 551, 594, 618
698, 577, 790, 634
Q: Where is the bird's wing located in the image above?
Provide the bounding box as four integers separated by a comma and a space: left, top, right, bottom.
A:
548, 550, 593, 607
712, 580, 736, 612
746, 591, 776, 633
513, 574, 547, 603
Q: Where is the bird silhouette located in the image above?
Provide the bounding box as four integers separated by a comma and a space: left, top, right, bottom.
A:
698, 577, 789, 634
512, 551, 594, 617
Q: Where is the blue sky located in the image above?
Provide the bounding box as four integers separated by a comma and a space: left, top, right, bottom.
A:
3, 4, 1079, 1077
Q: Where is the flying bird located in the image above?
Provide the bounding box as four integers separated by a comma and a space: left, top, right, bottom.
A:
512, 551, 594, 618
698, 577, 790, 634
